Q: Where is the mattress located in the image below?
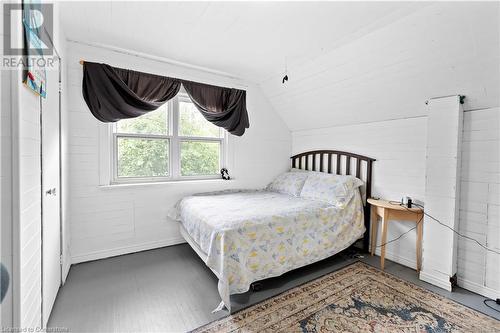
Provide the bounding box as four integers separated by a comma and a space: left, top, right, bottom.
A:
171, 189, 365, 312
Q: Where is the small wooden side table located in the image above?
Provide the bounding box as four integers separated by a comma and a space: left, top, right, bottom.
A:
367, 198, 424, 271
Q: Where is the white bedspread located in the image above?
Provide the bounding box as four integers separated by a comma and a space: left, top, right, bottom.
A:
171, 189, 365, 312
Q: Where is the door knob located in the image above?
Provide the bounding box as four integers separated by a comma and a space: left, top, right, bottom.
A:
45, 188, 57, 196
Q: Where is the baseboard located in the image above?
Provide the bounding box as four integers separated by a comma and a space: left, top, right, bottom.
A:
419, 270, 452, 291
71, 237, 186, 264
373, 249, 417, 270
458, 278, 500, 300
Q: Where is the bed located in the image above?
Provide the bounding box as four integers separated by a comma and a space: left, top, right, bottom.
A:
171, 150, 375, 312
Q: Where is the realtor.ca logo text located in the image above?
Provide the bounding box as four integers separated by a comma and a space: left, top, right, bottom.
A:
2, 3, 57, 70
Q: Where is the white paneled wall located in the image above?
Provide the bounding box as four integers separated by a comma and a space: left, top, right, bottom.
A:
1, 66, 13, 328
293, 117, 427, 268
420, 96, 463, 291
16, 76, 43, 328
65, 43, 291, 263
2, 17, 42, 331
458, 107, 500, 298
1, 3, 14, 327
2, 3, 67, 327
0, 10, 42, 325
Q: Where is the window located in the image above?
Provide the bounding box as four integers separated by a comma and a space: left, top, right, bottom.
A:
111, 93, 225, 183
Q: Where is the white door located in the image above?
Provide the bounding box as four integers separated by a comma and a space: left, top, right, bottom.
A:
41, 58, 61, 326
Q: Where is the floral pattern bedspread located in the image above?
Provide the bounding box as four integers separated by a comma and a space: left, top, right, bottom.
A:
170, 189, 365, 312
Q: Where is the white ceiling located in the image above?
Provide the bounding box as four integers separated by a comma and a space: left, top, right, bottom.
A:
260, 1, 500, 130
60, 1, 425, 83
60, 2, 499, 131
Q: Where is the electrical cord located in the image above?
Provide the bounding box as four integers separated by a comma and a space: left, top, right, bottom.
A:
375, 216, 422, 248
375, 201, 423, 248
483, 299, 500, 314
374, 201, 500, 255
373, 200, 500, 310
411, 202, 500, 255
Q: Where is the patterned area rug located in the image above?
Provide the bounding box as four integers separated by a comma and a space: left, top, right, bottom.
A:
193, 262, 500, 332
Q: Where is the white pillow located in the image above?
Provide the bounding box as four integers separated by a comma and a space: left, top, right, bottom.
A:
291, 168, 366, 203
299, 172, 363, 208
266, 172, 309, 197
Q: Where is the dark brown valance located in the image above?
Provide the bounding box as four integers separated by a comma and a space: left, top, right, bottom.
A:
82, 62, 249, 136
82, 62, 181, 122
183, 81, 249, 137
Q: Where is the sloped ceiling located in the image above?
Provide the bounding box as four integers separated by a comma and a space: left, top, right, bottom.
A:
60, 1, 500, 131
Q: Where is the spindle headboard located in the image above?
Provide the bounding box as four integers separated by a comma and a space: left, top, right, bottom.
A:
290, 150, 376, 252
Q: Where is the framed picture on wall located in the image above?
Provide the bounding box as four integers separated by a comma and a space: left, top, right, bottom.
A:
22, 0, 52, 98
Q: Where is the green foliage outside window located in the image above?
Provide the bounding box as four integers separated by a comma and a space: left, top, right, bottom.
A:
117, 107, 168, 135
180, 141, 220, 176
179, 101, 220, 137
115, 99, 222, 180
117, 138, 169, 178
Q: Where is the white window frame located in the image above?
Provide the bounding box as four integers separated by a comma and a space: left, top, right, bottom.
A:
109, 93, 227, 184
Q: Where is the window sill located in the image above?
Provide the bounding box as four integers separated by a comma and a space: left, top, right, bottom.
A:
99, 178, 233, 189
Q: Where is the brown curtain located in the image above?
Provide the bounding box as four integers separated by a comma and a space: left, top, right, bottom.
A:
82, 62, 181, 122
82, 62, 250, 136
182, 81, 249, 136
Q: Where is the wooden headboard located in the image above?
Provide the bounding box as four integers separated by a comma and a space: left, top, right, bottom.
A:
290, 150, 376, 252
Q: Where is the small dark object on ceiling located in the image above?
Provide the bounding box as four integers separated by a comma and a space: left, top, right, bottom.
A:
282, 74, 288, 84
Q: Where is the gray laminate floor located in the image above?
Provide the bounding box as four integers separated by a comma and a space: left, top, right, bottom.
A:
48, 244, 500, 332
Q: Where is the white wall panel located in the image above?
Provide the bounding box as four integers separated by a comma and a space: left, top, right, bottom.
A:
65, 43, 291, 263
3, 3, 68, 327
420, 96, 463, 291
16, 75, 43, 329
0, 58, 14, 330
457, 107, 500, 298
